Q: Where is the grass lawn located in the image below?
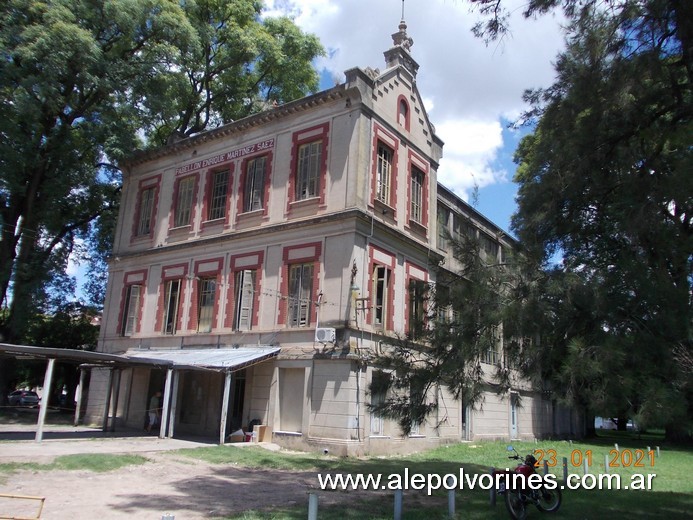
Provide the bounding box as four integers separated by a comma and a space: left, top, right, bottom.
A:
1, 429, 690, 518
170, 430, 693, 519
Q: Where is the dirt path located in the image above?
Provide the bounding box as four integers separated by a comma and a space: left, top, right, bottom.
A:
0, 450, 367, 519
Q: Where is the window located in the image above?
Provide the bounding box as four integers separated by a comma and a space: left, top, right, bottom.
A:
121, 285, 141, 336
370, 371, 389, 436
207, 170, 229, 221
163, 279, 182, 335
174, 176, 195, 227
410, 167, 424, 223
233, 270, 256, 331
372, 265, 390, 328
398, 98, 409, 129
244, 156, 266, 212
296, 141, 322, 200
480, 233, 499, 260
197, 277, 217, 333
376, 143, 393, 204
136, 187, 155, 236
437, 205, 450, 250
483, 328, 501, 365
287, 263, 313, 327
408, 279, 427, 340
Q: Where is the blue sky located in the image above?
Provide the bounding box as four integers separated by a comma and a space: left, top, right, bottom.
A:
268, 0, 566, 235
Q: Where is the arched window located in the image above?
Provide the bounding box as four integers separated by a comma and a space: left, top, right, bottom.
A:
398, 96, 410, 130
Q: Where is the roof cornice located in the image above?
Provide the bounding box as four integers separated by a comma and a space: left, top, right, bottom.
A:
122, 85, 350, 169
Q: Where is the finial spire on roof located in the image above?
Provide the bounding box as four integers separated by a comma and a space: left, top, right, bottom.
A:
392, 1, 413, 52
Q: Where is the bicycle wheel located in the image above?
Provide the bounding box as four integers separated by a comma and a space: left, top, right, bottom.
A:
536, 486, 562, 513
504, 490, 528, 520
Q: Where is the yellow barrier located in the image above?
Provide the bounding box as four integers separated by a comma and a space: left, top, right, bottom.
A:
0, 493, 45, 519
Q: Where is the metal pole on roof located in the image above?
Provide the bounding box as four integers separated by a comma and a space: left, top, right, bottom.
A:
35, 358, 55, 442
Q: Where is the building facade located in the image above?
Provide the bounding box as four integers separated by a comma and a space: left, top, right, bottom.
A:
85, 20, 580, 455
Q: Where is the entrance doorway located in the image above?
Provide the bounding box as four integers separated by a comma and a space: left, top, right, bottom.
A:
510, 393, 519, 439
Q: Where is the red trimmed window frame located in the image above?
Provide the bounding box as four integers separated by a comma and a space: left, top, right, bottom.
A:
397, 95, 411, 131
367, 244, 396, 331
154, 262, 189, 334
404, 261, 429, 338
130, 174, 161, 243
286, 123, 330, 214
237, 150, 273, 219
370, 123, 399, 219
168, 173, 200, 231
188, 257, 225, 332
117, 269, 148, 336
201, 164, 234, 229
405, 150, 429, 235
225, 251, 265, 330
277, 242, 322, 327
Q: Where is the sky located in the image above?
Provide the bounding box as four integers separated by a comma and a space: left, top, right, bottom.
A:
265, 0, 567, 235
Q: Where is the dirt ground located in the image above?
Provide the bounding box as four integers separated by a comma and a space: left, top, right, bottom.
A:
1, 450, 350, 519
0, 418, 383, 520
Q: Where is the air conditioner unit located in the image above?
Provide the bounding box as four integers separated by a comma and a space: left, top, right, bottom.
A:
315, 327, 336, 343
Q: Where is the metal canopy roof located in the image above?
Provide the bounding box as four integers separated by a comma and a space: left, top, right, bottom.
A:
125, 347, 281, 372
0, 343, 280, 372
0, 343, 146, 367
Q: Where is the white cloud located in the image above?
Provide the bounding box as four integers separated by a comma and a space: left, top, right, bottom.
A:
436, 118, 505, 200
268, 0, 565, 204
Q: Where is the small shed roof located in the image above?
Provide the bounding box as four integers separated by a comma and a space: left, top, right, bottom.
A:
0, 343, 280, 372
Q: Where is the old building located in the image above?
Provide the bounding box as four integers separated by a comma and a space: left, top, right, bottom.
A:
85, 19, 579, 455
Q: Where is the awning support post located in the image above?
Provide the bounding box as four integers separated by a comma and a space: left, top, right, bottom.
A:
168, 370, 179, 439
73, 368, 86, 426
110, 369, 122, 432
159, 367, 173, 439
102, 368, 114, 432
35, 358, 55, 442
220, 371, 232, 445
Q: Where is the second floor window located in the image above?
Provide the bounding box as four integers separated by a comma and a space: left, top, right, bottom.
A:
121, 284, 141, 336
163, 279, 181, 335
287, 263, 313, 327
136, 187, 155, 236
197, 277, 216, 333
410, 167, 423, 223
437, 205, 450, 250
372, 265, 390, 328
408, 279, 426, 340
376, 144, 393, 204
174, 176, 195, 227
296, 141, 321, 200
245, 156, 266, 212
208, 170, 229, 221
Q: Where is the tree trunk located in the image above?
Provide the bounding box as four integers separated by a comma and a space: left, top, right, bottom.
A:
665, 423, 693, 444
584, 410, 597, 438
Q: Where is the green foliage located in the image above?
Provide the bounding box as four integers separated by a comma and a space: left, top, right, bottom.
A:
49, 453, 148, 472
368, 225, 520, 435
0, 0, 324, 341
0, 453, 147, 475
511, 1, 692, 438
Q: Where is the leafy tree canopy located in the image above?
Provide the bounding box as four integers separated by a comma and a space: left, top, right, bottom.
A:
512, 0, 692, 438
0, 0, 324, 344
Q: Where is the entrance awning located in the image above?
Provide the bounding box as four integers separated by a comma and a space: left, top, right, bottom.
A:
124, 346, 281, 372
